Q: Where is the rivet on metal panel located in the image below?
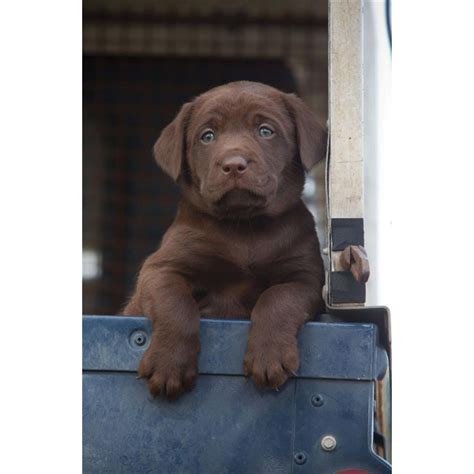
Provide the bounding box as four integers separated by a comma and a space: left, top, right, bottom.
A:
293, 451, 307, 465
129, 330, 148, 348
311, 394, 325, 407
321, 435, 337, 452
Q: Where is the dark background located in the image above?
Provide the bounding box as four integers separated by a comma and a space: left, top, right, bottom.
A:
83, 0, 328, 314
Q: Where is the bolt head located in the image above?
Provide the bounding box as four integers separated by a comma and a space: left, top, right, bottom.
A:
321, 435, 337, 452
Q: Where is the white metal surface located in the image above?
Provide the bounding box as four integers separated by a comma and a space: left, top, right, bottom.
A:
328, 0, 364, 220
327, 0, 365, 305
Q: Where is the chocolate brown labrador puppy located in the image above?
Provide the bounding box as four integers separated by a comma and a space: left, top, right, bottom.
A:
122, 81, 327, 399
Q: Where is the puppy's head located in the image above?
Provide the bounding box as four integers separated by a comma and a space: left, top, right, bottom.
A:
153, 81, 327, 218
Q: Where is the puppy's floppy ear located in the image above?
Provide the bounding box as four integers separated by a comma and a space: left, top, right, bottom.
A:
153, 102, 193, 182
283, 93, 327, 171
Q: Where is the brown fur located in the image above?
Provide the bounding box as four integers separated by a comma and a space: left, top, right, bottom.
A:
122, 81, 327, 398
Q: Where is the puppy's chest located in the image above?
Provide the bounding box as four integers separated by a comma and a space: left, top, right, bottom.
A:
185, 214, 306, 290
189, 224, 300, 317
220, 231, 282, 272
192, 238, 273, 318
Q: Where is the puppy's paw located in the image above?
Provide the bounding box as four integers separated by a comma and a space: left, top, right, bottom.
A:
243, 332, 299, 390
138, 335, 200, 400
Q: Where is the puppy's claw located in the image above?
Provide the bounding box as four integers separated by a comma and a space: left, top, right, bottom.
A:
290, 371, 298, 377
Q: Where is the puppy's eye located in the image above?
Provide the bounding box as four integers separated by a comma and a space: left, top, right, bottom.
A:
258, 125, 274, 138
200, 130, 215, 144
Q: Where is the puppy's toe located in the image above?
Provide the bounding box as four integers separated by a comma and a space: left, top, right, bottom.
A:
138, 352, 155, 379
266, 362, 288, 389
183, 368, 198, 391
164, 377, 185, 400
243, 352, 254, 377
282, 349, 299, 375
250, 362, 268, 388
148, 372, 166, 397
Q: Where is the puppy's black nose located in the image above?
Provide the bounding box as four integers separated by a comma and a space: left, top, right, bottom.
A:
221, 156, 248, 175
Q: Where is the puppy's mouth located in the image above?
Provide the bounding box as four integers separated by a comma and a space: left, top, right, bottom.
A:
213, 189, 267, 215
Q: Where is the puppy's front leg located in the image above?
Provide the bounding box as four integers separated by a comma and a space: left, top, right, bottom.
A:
123, 265, 200, 399
244, 282, 321, 390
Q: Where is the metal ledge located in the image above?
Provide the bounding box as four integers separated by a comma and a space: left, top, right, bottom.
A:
83, 315, 386, 381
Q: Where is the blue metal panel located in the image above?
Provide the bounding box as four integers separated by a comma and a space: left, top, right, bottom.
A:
83, 316, 381, 380
84, 374, 295, 474
83, 316, 391, 473
293, 379, 391, 472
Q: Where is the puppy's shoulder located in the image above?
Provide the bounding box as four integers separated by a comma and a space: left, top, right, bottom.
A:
148, 202, 224, 267
278, 200, 320, 247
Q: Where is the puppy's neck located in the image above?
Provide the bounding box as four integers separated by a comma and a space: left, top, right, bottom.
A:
176, 196, 304, 231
